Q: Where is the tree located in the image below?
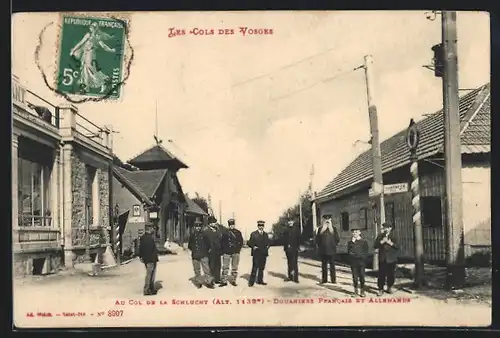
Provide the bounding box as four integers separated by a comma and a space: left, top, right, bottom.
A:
191, 192, 209, 214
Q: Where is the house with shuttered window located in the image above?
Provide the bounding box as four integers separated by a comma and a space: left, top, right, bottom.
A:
314, 83, 490, 263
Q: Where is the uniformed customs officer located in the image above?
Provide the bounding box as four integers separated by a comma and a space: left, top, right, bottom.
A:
220, 218, 244, 287
187, 217, 215, 288
283, 218, 301, 283
347, 227, 369, 297
315, 214, 340, 284
247, 220, 271, 287
204, 215, 224, 284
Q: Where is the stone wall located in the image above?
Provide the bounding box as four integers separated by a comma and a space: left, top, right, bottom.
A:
71, 152, 87, 246
70, 152, 111, 247
98, 167, 111, 245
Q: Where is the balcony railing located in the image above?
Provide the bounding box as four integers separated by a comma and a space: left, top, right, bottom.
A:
22, 89, 61, 129
74, 112, 109, 149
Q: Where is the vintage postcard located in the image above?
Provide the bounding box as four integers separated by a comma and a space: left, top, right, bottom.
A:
11, 11, 491, 328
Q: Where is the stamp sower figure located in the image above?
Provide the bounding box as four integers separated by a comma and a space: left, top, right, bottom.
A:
347, 228, 369, 297
188, 217, 215, 289
139, 223, 159, 296
315, 214, 340, 284
220, 218, 244, 287
374, 222, 399, 296
283, 218, 301, 283
69, 22, 117, 94
247, 220, 271, 287
204, 216, 223, 284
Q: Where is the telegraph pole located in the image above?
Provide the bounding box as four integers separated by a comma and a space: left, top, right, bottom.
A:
442, 11, 466, 289
219, 200, 222, 225
364, 55, 385, 272
299, 189, 304, 234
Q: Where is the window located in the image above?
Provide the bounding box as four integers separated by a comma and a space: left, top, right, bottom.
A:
359, 208, 368, 229
18, 158, 51, 227
421, 196, 443, 228
85, 165, 97, 226
385, 202, 395, 227
341, 212, 349, 231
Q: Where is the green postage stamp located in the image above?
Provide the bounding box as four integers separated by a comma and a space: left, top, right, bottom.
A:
57, 15, 127, 99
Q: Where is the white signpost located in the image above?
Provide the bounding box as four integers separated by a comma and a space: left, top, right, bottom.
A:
369, 182, 408, 197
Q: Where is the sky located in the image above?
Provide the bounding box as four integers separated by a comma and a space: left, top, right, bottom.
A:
12, 11, 490, 237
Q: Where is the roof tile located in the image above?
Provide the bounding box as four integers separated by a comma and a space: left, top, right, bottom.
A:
317, 84, 490, 201
115, 167, 168, 199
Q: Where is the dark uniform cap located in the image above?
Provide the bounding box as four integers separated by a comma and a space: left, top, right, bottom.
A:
257, 220, 265, 226
228, 218, 235, 225
208, 215, 217, 224
382, 222, 393, 228
351, 228, 363, 231
194, 217, 203, 226
322, 214, 332, 219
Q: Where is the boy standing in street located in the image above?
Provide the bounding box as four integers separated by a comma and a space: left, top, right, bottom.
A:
347, 228, 369, 297
374, 222, 399, 296
139, 224, 159, 296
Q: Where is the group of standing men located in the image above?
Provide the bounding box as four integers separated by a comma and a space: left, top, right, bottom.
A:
314, 214, 399, 297
188, 215, 244, 288
138, 213, 399, 297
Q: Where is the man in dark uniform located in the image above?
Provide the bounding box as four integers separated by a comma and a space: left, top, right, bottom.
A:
139, 223, 159, 295
315, 214, 340, 284
247, 220, 270, 287
283, 218, 301, 283
347, 228, 369, 297
188, 217, 215, 289
220, 218, 244, 287
204, 216, 223, 284
374, 222, 399, 296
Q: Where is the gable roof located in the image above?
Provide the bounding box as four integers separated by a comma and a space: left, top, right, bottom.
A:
185, 197, 208, 216
128, 143, 189, 169
316, 83, 490, 202
113, 166, 169, 204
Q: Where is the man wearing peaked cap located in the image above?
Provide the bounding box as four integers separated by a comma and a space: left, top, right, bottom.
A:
247, 220, 271, 286
220, 218, 244, 287
187, 217, 215, 289
283, 218, 301, 283
204, 216, 224, 284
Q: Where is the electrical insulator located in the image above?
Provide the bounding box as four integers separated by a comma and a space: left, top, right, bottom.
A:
432, 43, 444, 78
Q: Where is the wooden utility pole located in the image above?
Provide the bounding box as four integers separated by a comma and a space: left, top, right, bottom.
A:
364, 55, 385, 271
219, 200, 222, 225
298, 190, 304, 234
442, 11, 466, 289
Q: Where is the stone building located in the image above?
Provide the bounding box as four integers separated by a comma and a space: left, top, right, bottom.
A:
12, 75, 114, 277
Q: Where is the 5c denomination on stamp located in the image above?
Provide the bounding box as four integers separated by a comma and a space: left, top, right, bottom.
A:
57, 15, 127, 99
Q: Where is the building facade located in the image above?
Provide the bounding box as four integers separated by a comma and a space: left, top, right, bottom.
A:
12, 76, 113, 277
112, 143, 191, 253
314, 84, 491, 263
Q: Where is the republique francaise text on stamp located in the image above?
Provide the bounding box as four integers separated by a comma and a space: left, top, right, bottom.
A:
57, 15, 127, 100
